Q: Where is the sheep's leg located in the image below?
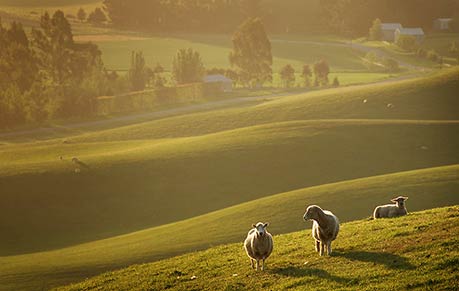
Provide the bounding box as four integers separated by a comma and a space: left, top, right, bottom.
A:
315, 240, 320, 253
327, 242, 332, 255
250, 258, 255, 269
256, 260, 259, 271
261, 259, 265, 271
319, 242, 325, 256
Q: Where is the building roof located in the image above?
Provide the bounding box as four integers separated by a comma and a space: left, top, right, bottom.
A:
436, 18, 453, 22
396, 27, 425, 35
381, 23, 403, 30
204, 74, 232, 83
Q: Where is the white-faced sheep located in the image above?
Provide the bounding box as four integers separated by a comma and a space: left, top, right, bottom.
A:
373, 196, 408, 219
303, 205, 340, 256
244, 222, 273, 271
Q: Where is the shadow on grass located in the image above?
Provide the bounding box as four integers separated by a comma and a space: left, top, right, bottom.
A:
270, 266, 352, 284
333, 250, 415, 270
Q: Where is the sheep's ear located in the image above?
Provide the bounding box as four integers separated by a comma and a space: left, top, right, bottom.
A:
390, 198, 397, 202
403, 197, 408, 200
263, 222, 269, 228
252, 224, 256, 228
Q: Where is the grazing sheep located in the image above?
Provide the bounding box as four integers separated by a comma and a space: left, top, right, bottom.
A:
244, 222, 273, 271
303, 205, 340, 256
373, 196, 408, 219
72, 157, 90, 170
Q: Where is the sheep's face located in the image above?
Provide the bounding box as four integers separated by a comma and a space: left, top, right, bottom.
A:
252, 222, 269, 238
303, 205, 321, 221
391, 196, 408, 208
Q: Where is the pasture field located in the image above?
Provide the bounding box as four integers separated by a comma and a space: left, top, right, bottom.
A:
1, 167, 458, 291
56, 206, 459, 291
0, 68, 458, 290
91, 34, 368, 73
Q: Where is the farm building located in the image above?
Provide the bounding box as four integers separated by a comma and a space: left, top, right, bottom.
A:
381, 23, 403, 41
395, 27, 425, 44
433, 18, 452, 30
204, 74, 233, 92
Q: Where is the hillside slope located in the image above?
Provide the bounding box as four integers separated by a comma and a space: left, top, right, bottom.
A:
69, 67, 459, 142
57, 206, 459, 291
1, 165, 458, 291
1, 120, 458, 255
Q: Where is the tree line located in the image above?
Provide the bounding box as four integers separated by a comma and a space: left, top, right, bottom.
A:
101, 0, 458, 36
0, 11, 117, 128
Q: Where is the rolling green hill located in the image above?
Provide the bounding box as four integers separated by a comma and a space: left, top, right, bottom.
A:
1, 120, 458, 256
1, 187, 458, 291
69, 67, 459, 142
55, 206, 459, 291
0, 68, 458, 291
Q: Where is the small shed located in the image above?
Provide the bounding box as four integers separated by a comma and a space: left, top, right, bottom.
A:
204, 74, 233, 92
381, 23, 403, 42
433, 18, 453, 30
395, 27, 425, 44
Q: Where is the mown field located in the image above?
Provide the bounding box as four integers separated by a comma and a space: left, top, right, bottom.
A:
0, 68, 458, 290
56, 206, 459, 291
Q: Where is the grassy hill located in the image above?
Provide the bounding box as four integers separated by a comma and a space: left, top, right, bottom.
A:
0, 68, 458, 290
1, 166, 458, 291
68, 67, 459, 142
1, 68, 458, 257
55, 206, 459, 290
1, 120, 458, 256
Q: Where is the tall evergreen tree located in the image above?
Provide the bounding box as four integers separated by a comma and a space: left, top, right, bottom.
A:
229, 17, 272, 87
369, 18, 382, 41
128, 51, 147, 91
172, 48, 205, 84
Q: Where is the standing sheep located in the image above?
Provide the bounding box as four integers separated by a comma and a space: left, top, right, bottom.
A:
244, 222, 273, 271
303, 205, 340, 256
373, 196, 408, 219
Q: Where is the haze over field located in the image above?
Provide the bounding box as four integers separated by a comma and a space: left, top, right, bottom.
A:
0, 1, 458, 290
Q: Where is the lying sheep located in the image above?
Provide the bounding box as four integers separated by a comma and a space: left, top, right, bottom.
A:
303, 205, 340, 256
373, 196, 408, 219
244, 222, 273, 271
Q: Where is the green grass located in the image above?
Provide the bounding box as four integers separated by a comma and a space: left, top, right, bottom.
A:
92, 33, 367, 73
1, 167, 458, 291
67, 67, 459, 141
0, 65, 457, 291
54, 206, 459, 291
0, 68, 458, 257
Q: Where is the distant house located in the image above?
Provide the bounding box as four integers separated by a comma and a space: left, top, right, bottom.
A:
433, 18, 453, 30
395, 27, 425, 44
204, 74, 233, 92
381, 23, 403, 42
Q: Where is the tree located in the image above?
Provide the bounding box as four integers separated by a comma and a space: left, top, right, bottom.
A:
332, 76, 340, 87
382, 58, 399, 72
88, 8, 107, 24
369, 18, 382, 41
172, 48, 205, 84
128, 51, 147, 91
77, 8, 86, 22
279, 64, 295, 88
396, 35, 417, 51
229, 17, 272, 87
301, 64, 312, 87
313, 59, 330, 86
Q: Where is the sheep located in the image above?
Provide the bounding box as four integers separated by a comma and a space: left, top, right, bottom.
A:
373, 196, 408, 219
244, 222, 273, 271
303, 205, 340, 256
72, 157, 90, 171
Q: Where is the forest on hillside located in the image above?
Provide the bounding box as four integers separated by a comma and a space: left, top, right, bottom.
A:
102, 0, 459, 35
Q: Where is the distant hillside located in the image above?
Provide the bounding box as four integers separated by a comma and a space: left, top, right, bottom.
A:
57, 206, 459, 291
1, 165, 458, 291
70, 67, 459, 142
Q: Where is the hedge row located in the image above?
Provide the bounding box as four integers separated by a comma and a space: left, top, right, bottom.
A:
97, 82, 223, 115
